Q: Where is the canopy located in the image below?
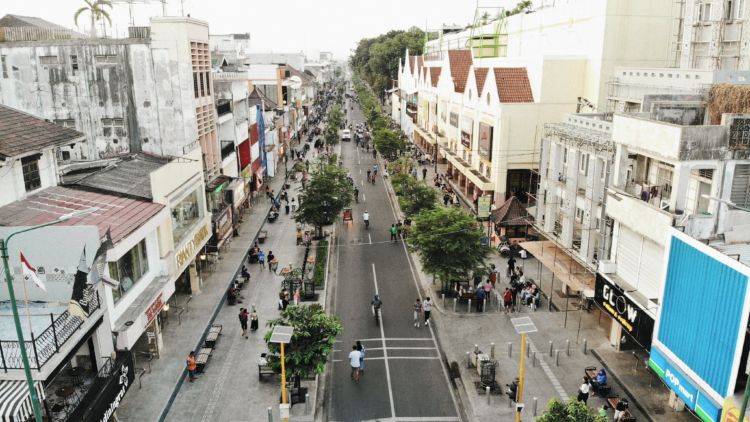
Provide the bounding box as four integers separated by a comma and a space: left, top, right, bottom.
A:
0, 380, 45, 422
521, 240, 595, 295
491, 196, 530, 226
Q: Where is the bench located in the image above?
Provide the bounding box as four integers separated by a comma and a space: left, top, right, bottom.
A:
204, 324, 222, 348
607, 397, 635, 422
258, 353, 278, 380
195, 347, 213, 373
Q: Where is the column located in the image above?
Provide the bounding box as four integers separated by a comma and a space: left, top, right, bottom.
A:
560, 148, 579, 248
189, 260, 201, 294
670, 162, 692, 213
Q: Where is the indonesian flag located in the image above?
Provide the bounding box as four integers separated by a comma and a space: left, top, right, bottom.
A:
20, 252, 46, 292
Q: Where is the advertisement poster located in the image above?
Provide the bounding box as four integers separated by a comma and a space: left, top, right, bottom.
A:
479, 123, 493, 160
721, 397, 750, 422
450, 112, 458, 127
461, 117, 473, 148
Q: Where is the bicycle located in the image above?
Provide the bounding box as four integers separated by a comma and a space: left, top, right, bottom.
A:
373, 305, 380, 326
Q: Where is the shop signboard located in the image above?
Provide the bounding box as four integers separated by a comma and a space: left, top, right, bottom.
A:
68, 352, 135, 422
175, 223, 210, 269
478, 123, 493, 160
477, 196, 491, 219
144, 293, 164, 326
721, 397, 750, 422
461, 117, 473, 148
594, 274, 654, 348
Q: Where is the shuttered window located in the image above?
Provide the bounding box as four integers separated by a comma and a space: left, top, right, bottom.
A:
731, 164, 750, 208
616, 226, 664, 299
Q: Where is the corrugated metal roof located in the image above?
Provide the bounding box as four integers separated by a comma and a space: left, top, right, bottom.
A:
64, 153, 169, 200
0, 105, 85, 158
0, 186, 164, 244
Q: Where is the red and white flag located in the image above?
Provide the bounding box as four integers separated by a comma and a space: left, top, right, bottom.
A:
20, 252, 46, 292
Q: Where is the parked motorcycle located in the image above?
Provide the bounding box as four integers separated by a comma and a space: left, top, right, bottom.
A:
505, 378, 519, 402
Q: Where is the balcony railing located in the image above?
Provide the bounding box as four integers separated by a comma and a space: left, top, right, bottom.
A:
0, 292, 100, 371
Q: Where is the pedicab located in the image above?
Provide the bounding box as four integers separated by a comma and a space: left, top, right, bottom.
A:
343, 207, 353, 222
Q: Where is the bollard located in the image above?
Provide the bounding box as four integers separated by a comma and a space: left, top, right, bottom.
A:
305, 393, 310, 414
453, 298, 457, 312
555, 350, 560, 367
468, 299, 472, 313
507, 342, 513, 358
483, 298, 486, 313
442, 293, 445, 308
532, 351, 537, 368
466, 351, 472, 368
583, 338, 588, 355
566, 339, 570, 357
533, 397, 538, 416
490, 342, 495, 360
548, 340, 553, 357
526, 340, 531, 358
486, 386, 491, 405
267, 406, 273, 422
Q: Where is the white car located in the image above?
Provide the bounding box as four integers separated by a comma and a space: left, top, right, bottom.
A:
342, 129, 352, 142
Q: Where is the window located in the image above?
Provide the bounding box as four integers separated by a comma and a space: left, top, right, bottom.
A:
39, 56, 59, 66
700, 3, 712, 21
71, 55, 78, 75
580, 153, 589, 175
193, 73, 199, 98
727, 0, 742, 19
94, 55, 118, 65
101, 118, 125, 137
54, 119, 76, 128
731, 164, 750, 208
1, 56, 7, 78
108, 239, 149, 303
172, 188, 204, 243
21, 155, 41, 192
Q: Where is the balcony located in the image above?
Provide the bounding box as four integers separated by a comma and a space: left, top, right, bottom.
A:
0, 292, 101, 371
606, 187, 675, 246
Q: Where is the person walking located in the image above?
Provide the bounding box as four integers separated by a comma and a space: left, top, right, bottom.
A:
507, 256, 517, 278
291, 198, 297, 212
257, 250, 265, 271
285, 201, 290, 215
390, 224, 398, 243
349, 346, 361, 383
413, 298, 423, 328
356, 340, 366, 375
423, 297, 433, 326
238, 308, 248, 338
250, 305, 259, 332
577, 377, 591, 404
422, 167, 428, 180
503, 288, 513, 314
267, 251, 275, 272
186, 351, 197, 382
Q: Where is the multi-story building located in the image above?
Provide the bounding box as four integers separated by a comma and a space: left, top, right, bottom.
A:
209, 32, 250, 63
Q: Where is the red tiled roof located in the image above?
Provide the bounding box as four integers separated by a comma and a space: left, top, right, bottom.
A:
409, 56, 416, 75
430, 67, 442, 87
447, 50, 473, 93
0, 186, 164, 244
490, 196, 530, 226
493, 68, 534, 103
474, 67, 489, 95
0, 105, 84, 158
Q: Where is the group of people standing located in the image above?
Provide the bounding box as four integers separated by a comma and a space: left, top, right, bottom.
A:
389, 218, 412, 242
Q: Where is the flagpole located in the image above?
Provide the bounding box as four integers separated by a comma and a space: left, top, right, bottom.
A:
20, 275, 34, 341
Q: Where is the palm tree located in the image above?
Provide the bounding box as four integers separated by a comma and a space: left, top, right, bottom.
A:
74, 0, 113, 38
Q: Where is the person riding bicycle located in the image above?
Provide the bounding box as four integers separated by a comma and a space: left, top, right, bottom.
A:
366, 169, 371, 181
372, 164, 378, 176
353, 187, 359, 203
371, 294, 382, 313
363, 211, 370, 229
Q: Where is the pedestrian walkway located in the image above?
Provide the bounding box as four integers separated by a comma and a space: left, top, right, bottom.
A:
115, 173, 290, 421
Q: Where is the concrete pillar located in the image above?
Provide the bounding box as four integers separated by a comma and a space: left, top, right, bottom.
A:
537, 137, 551, 225
561, 148, 579, 248
670, 162, 692, 214
189, 260, 201, 294
579, 156, 603, 262
543, 142, 562, 233
612, 144, 629, 188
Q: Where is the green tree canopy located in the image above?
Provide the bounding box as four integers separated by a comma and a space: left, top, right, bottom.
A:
74, 0, 112, 37
264, 304, 343, 384
408, 207, 491, 290
295, 160, 353, 236
373, 128, 406, 160
536, 398, 607, 422
397, 179, 438, 217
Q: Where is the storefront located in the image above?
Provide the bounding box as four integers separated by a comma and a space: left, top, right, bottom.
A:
594, 273, 654, 351
66, 351, 134, 422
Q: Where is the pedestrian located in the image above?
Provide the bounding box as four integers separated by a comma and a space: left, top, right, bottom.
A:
577, 377, 591, 404
410, 167, 417, 178
285, 202, 290, 215
372, 149, 376, 159
186, 351, 197, 382
503, 288, 513, 314
267, 251, 275, 271
423, 297, 432, 326
422, 167, 427, 180
291, 198, 297, 212
356, 340, 366, 374
238, 308, 248, 338
250, 305, 259, 331
257, 250, 265, 271
475, 285, 486, 311
507, 256, 517, 277
390, 224, 398, 243
483, 280, 493, 303
293, 288, 300, 305
614, 399, 629, 421
349, 345, 361, 383
413, 298, 423, 328
443, 193, 450, 207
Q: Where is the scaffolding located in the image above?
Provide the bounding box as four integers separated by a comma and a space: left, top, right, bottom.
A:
467, 4, 508, 59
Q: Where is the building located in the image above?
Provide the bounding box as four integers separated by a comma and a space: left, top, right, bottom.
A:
209, 32, 250, 62
0, 105, 85, 207
0, 15, 221, 180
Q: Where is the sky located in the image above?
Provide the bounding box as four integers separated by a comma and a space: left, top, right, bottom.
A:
2, 0, 517, 59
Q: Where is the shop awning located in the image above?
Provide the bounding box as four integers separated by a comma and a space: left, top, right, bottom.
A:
414, 126, 437, 145
521, 240, 595, 295
0, 380, 45, 422
443, 150, 494, 191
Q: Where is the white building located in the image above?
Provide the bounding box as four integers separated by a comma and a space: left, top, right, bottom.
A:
209, 33, 251, 62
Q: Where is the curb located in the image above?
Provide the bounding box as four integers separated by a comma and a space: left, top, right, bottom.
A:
157, 180, 284, 422
590, 349, 654, 422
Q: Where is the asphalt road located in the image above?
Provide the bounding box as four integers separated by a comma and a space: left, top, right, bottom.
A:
326, 97, 461, 421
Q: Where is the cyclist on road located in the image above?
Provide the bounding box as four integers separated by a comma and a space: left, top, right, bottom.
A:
363, 211, 370, 229
353, 187, 359, 203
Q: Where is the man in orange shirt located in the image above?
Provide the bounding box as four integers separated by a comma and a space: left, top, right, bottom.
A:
186, 351, 197, 382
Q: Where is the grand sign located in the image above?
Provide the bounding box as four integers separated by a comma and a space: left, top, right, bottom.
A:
594, 273, 655, 349
175, 223, 210, 268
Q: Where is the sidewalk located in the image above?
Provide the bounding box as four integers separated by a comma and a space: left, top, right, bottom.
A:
115, 173, 290, 421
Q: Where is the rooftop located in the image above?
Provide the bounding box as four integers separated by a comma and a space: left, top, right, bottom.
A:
61, 153, 170, 200
429, 67, 442, 88
0, 14, 69, 30
474, 67, 489, 95
0, 105, 85, 159
0, 186, 164, 244
494, 68, 534, 103
448, 50, 473, 93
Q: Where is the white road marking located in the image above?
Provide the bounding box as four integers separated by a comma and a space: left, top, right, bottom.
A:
334, 346, 436, 352
333, 416, 460, 422
333, 356, 439, 362
368, 233, 372, 244
335, 338, 434, 343
363, 194, 366, 202
361, 180, 364, 187
372, 263, 396, 419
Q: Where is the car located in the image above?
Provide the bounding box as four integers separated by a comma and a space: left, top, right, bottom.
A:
342, 129, 352, 141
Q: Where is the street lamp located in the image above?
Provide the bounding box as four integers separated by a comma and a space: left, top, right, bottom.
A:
510, 316, 538, 422
270, 325, 294, 422
0, 207, 97, 422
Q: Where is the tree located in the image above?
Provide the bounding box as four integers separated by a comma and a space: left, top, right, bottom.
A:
536, 398, 606, 422
264, 304, 342, 388
324, 124, 339, 145
408, 207, 491, 291
74, 0, 112, 38
398, 180, 438, 216
373, 128, 406, 160
295, 162, 353, 237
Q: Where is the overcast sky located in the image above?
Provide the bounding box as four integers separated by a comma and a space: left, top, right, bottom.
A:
3, 0, 524, 59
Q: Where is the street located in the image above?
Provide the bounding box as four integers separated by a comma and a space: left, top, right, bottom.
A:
325, 99, 461, 421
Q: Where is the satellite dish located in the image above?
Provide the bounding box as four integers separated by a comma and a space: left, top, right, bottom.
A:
289, 75, 302, 90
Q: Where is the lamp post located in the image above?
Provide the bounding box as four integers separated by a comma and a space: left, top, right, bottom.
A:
510, 316, 538, 422
270, 325, 294, 422
0, 207, 97, 422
